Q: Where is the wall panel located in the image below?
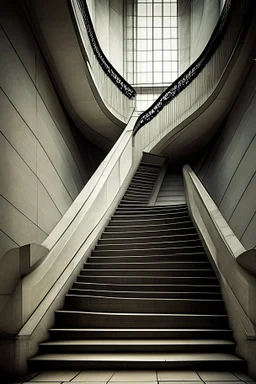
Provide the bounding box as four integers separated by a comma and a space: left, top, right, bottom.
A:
197, 64, 256, 250
0, 0, 104, 259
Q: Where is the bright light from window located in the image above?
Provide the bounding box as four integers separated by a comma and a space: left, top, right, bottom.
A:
125, 0, 179, 113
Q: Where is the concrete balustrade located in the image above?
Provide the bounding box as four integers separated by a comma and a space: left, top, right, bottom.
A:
0, 118, 143, 374
183, 164, 256, 377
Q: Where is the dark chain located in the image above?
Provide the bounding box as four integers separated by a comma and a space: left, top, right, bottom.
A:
76, 0, 136, 99
133, 0, 238, 134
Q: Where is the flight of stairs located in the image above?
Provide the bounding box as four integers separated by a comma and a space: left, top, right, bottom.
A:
155, 171, 186, 206
29, 161, 246, 371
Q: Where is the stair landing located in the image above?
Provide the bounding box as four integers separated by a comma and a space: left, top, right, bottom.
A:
24, 369, 254, 383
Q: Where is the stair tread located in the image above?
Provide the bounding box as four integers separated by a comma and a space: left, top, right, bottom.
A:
73, 282, 220, 288
56, 310, 227, 317
49, 327, 232, 331
81, 268, 212, 272
66, 294, 223, 303
70, 289, 221, 295
41, 339, 235, 346
30, 352, 243, 362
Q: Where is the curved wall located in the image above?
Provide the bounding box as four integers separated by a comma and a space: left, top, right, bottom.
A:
0, 0, 104, 260
178, 0, 220, 74
196, 63, 256, 250
94, 0, 124, 76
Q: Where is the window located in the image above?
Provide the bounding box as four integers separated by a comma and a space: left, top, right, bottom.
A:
125, 0, 179, 113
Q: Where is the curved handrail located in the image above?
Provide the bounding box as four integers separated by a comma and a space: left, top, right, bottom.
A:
133, 0, 244, 135
76, 0, 136, 99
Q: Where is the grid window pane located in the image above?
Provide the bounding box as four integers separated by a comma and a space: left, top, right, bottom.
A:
171, 28, 177, 38
171, 17, 177, 27
171, 3, 177, 16
153, 39, 162, 50
154, 4, 162, 16
137, 51, 147, 61
154, 73, 162, 83
163, 28, 171, 38
154, 28, 162, 39
138, 28, 147, 38
138, 17, 147, 27
154, 17, 162, 27
163, 17, 171, 27
163, 62, 171, 72
163, 4, 171, 15
154, 51, 162, 60
154, 62, 162, 71
138, 4, 146, 16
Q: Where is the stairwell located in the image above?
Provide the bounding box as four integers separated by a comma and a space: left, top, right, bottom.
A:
29, 159, 246, 371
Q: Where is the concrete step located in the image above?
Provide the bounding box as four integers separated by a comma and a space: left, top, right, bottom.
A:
80, 268, 215, 278
76, 275, 218, 285
132, 172, 158, 178
85, 261, 210, 269
101, 227, 197, 238
98, 234, 199, 245
72, 282, 221, 293
128, 178, 156, 186
29, 352, 245, 371
116, 204, 188, 215
55, 310, 229, 329
121, 196, 151, 202
89, 253, 208, 263
95, 239, 202, 250
48, 328, 233, 340
109, 214, 191, 225
120, 200, 150, 205
123, 189, 153, 196
91, 245, 204, 256
39, 339, 235, 354
64, 295, 225, 314
105, 221, 194, 232
69, 288, 222, 299
112, 210, 189, 220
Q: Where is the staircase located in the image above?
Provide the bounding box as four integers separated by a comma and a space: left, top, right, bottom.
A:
155, 170, 186, 206
29, 160, 246, 371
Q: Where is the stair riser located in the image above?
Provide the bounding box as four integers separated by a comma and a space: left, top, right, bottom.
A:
112, 211, 189, 220
105, 222, 194, 232
89, 254, 208, 263
80, 269, 215, 278
29, 360, 246, 371
95, 240, 202, 250
39, 344, 235, 354
128, 179, 156, 185
109, 216, 191, 225
115, 207, 188, 215
123, 193, 152, 199
122, 196, 151, 202
102, 228, 197, 237
85, 262, 211, 269
76, 276, 217, 285
72, 282, 221, 292
92, 246, 204, 256
55, 312, 229, 329
48, 329, 233, 340
64, 296, 225, 314
69, 289, 222, 299
98, 234, 198, 244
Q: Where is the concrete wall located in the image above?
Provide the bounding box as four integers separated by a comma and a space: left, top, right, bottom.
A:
178, 0, 220, 74
195, 63, 256, 250
94, 0, 124, 75
0, 1, 104, 260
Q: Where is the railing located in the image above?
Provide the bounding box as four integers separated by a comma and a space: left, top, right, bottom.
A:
133, 0, 253, 136
69, 0, 136, 122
